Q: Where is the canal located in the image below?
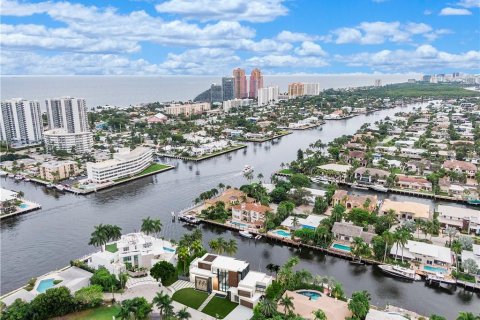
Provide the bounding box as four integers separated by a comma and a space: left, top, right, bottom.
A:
1, 103, 478, 318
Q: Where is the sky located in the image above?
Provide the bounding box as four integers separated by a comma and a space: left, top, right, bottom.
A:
1, 0, 479, 75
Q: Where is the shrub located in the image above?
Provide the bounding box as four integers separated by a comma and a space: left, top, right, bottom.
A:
150, 261, 178, 286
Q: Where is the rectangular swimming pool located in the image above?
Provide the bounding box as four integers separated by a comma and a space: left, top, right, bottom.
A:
332, 243, 351, 252
273, 230, 291, 237
423, 265, 448, 274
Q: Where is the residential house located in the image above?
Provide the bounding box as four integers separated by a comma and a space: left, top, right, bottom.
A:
231, 203, 271, 228
390, 240, 453, 267
461, 244, 480, 280
281, 214, 326, 230
379, 199, 431, 221
404, 160, 432, 175
189, 253, 272, 308
331, 190, 378, 212
204, 189, 253, 210
354, 167, 389, 184
39, 160, 80, 181
331, 222, 376, 246
344, 150, 368, 166
437, 205, 480, 234
443, 160, 478, 178
317, 164, 352, 181
395, 175, 432, 192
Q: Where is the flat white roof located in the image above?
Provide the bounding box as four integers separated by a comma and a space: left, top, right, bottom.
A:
437, 204, 480, 219
318, 163, 352, 173
238, 271, 272, 288
391, 240, 452, 264
0, 188, 17, 202
281, 214, 326, 229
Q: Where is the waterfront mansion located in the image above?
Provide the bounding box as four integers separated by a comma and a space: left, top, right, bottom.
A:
189, 253, 273, 308
88, 232, 176, 275
231, 202, 271, 228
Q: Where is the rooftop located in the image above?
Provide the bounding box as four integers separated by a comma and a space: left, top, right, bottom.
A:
380, 199, 431, 219
318, 163, 352, 173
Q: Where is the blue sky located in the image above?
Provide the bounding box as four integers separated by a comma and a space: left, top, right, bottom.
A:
1, 0, 479, 75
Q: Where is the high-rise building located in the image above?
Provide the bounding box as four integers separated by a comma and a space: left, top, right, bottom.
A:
233, 68, 247, 99
249, 68, 263, 99
222, 77, 235, 101
45, 97, 89, 133
0, 98, 43, 147
210, 84, 223, 103
288, 83, 320, 99
257, 86, 279, 107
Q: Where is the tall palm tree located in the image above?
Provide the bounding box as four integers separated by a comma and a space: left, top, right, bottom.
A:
292, 216, 300, 230
444, 226, 457, 247
395, 229, 412, 262
259, 299, 277, 318
352, 237, 369, 263
451, 240, 463, 271
313, 309, 327, 320
88, 225, 108, 251
190, 240, 203, 256
152, 291, 172, 318
225, 239, 238, 256
176, 307, 191, 320
279, 294, 295, 315
141, 217, 162, 237
177, 246, 190, 275
384, 209, 397, 229
106, 224, 122, 242
382, 230, 394, 262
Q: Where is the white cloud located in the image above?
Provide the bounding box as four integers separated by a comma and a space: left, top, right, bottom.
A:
338, 45, 480, 71
332, 21, 447, 44
294, 41, 327, 56
155, 0, 288, 22
245, 54, 328, 68
458, 0, 480, 8
439, 7, 472, 15
276, 30, 317, 43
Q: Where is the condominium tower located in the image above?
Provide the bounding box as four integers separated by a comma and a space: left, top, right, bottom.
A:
288, 83, 320, 99
233, 68, 247, 99
249, 68, 264, 99
0, 98, 43, 147
45, 97, 89, 133
222, 77, 235, 101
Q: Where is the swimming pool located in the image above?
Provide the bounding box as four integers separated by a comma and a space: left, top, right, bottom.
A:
423, 265, 448, 274
163, 247, 176, 253
273, 230, 291, 237
231, 221, 247, 228
332, 243, 351, 252
302, 225, 316, 230
297, 290, 322, 300
36, 278, 55, 293
19, 203, 28, 209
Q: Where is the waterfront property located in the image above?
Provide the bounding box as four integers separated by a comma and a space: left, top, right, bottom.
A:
43, 129, 93, 154
88, 232, 176, 276
331, 190, 378, 212
379, 199, 431, 221
39, 160, 80, 181
390, 240, 453, 268
204, 189, 253, 210
188, 253, 272, 308
0, 188, 41, 219
331, 222, 375, 246
231, 202, 271, 229
437, 204, 480, 234
276, 290, 352, 320
86, 147, 153, 184
461, 244, 480, 281
164, 102, 211, 116
281, 214, 326, 230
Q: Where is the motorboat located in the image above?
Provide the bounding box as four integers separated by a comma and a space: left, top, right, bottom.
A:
179, 214, 200, 225
14, 175, 24, 181
351, 183, 369, 190
370, 184, 389, 192
55, 184, 65, 191
8, 173, 15, 178
239, 230, 254, 238
426, 273, 456, 285
24, 177, 31, 182
378, 264, 420, 281
46, 183, 54, 189
242, 165, 253, 174
467, 199, 480, 205
0, 170, 7, 176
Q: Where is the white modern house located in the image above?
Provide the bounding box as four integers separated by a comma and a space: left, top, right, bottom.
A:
437, 205, 480, 234
43, 129, 93, 154
189, 253, 273, 308
390, 240, 453, 267
86, 147, 153, 184
89, 232, 176, 276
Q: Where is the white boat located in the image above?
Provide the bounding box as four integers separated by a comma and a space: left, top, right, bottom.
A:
0, 170, 7, 176
8, 173, 15, 178
24, 177, 31, 182
46, 183, 54, 189
14, 175, 24, 181
55, 184, 65, 191
351, 183, 369, 190
370, 184, 388, 192
426, 273, 456, 285
239, 230, 253, 238
378, 264, 420, 281
242, 165, 253, 174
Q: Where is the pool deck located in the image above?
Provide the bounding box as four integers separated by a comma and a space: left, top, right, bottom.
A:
0, 198, 42, 220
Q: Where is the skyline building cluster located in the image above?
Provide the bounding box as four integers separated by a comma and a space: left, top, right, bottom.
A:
0, 98, 43, 147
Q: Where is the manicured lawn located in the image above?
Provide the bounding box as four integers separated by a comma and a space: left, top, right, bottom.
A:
105, 243, 118, 253
279, 169, 294, 175
172, 288, 209, 309
202, 296, 238, 319
56, 305, 120, 320
137, 163, 170, 175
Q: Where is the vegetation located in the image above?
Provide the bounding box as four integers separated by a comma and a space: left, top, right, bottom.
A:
171, 288, 209, 310
150, 261, 178, 286
201, 297, 238, 319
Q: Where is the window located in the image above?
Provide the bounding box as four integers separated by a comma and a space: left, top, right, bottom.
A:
123, 256, 131, 262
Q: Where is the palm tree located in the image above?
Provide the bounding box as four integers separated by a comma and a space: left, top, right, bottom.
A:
313, 309, 327, 320
292, 216, 300, 230
271, 264, 280, 277
209, 237, 227, 255
382, 230, 394, 262
451, 240, 462, 271
395, 229, 412, 262
444, 226, 457, 246
177, 246, 190, 275
225, 239, 238, 256
190, 240, 203, 256
259, 299, 277, 317
352, 237, 369, 263
384, 209, 397, 229
176, 307, 191, 320
456, 312, 478, 320
88, 224, 109, 251
141, 217, 162, 237
106, 224, 122, 242
116, 303, 133, 320
279, 294, 295, 315
152, 291, 172, 318
266, 263, 274, 275
257, 173, 264, 182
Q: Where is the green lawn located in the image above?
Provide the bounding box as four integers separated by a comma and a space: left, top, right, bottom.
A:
202, 296, 238, 319
56, 305, 120, 320
279, 168, 294, 175
114, 163, 171, 182
105, 243, 118, 253
172, 288, 209, 309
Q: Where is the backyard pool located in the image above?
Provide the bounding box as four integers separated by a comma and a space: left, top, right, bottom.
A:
273, 230, 291, 237
231, 221, 248, 228
163, 247, 176, 253
332, 243, 352, 252
19, 203, 28, 209
423, 265, 448, 274
297, 290, 322, 300
36, 278, 56, 293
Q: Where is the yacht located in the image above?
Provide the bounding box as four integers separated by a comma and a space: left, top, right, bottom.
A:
24, 177, 31, 182
370, 184, 389, 192
242, 165, 253, 174
55, 184, 65, 191
8, 173, 15, 178
239, 230, 253, 238
14, 175, 24, 181
0, 170, 7, 176
351, 183, 369, 190
378, 264, 420, 281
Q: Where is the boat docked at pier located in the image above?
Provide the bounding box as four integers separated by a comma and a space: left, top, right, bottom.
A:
351, 183, 369, 190
239, 230, 253, 238
378, 264, 421, 281
370, 184, 389, 192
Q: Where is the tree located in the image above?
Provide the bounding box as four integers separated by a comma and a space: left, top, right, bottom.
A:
258, 298, 277, 318
297, 148, 304, 161
177, 307, 191, 320
153, 291, 173, 318
90, 267, 119, 291
279, 293, 295, 315
289, 173, 310, 188
177, 246, 190, 275
331, 281, 344, 300
451, 240, 463, 271
351, 237, 370, 263
331, 204, 345, 223
313, 309, 327, 320
382, 231, 394, 262
429, 315, 447, 320
456, 312, 479, 320
209, 237, 227, 255
88, 224, 122, 251
29, 286, 76, 319
444, 226, 458, 246
394, 229, 412, 262
458, 236, 474, 251
117, 297, 152, 320
150, 261, 177, 286
141, 217, 162, 237
74, 285, 103, 308
1, 298, 30, 320
348, 290, 371, 320
225, 239, 238, 256
270, 186, 289, 203
462, 258, 479, 275
313, 196, 328, 214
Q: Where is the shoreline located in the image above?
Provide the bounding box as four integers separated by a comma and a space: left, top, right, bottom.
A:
157, 144, 247, 161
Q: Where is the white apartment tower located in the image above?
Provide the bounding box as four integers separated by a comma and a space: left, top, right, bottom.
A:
0, 98, 43, 147
257, 86, 279, 107
46, 97, 89, 133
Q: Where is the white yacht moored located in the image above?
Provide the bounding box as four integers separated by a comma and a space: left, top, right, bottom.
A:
242, 165, 253, 174
370, 184, 389, 192
378, 264, 420, 281
239, 230, 253, 238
